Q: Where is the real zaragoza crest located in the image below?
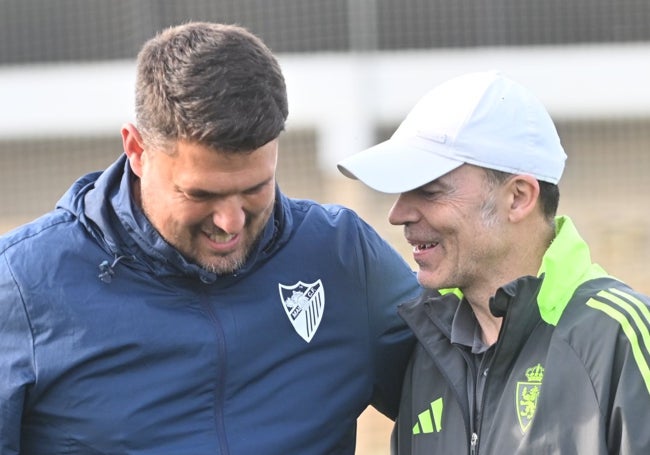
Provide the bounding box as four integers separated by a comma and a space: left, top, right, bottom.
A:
516, 363, 544, 433
278, 279, 325, 343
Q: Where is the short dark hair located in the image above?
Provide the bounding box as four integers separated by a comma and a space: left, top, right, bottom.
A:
483, 168, 560, 222
135, 22, 288, 152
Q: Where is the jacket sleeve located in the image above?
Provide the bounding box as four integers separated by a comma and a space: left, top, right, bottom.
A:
354, 217, 421, 419
607, 316, 650, 454
0, 252, 35, 455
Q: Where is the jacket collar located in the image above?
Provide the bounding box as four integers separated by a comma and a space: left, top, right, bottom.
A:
535, 215, 608, 325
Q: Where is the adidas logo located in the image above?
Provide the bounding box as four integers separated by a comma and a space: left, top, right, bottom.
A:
412, 397, 443, 434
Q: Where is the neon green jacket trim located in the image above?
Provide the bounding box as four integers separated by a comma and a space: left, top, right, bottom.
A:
536, 215, 609, 325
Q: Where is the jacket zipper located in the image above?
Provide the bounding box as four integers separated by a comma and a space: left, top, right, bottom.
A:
470, 432, 479, 455
457, 346, 479, 455
457, 326, 499, 454
201, 297, 231, 455
472, 298, 511, 455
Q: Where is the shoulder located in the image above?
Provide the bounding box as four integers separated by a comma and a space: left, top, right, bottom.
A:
0, 209, 96, 286
575, 280, 650, 350
281, 196, 413, 275
0, 210, 76, 255
555, 278, 650, 372
289, 197, 362, 222
560, 278, 650, 332
285, 197, 382, 239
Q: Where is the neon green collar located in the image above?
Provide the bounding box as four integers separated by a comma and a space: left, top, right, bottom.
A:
536, 215, 608, 325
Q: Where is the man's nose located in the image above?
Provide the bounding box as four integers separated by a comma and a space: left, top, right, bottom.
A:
388, 193, 418, 226
211, 197, 246, 234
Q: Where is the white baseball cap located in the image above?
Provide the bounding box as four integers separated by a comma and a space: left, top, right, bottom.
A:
337, 70, 567, 193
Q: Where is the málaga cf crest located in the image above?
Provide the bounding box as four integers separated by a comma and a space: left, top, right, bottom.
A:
278, 280, 325, 343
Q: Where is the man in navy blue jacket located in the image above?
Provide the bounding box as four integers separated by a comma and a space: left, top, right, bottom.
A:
0, 22, 420, 454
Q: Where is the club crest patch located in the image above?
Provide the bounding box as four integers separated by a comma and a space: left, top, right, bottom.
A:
278, 279, 325, 342
516, 363, 544, 433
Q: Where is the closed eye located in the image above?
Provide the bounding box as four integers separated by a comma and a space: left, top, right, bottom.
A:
176, 178, 273, 201
182, 190, 215, 202
242, 181, 270, 195
417, 189, 443, 200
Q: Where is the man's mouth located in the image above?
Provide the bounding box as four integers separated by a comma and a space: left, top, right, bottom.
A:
207, 232, 237, 244
413, 242, 439, 252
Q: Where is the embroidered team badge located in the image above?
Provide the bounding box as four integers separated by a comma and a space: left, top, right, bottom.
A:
516, 363, 544, 433
278, 279, 325, 343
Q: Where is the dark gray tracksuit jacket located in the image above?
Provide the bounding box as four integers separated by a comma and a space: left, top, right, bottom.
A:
393, 216, 650, 454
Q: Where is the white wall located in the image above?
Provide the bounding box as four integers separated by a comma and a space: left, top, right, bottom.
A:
2, 43, 649, 173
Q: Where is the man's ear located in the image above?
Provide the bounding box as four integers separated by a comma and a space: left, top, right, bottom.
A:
121, 123, 145, 177
507, 174, 540, 223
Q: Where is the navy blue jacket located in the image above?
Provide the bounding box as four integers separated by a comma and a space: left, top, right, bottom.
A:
0, 155, 420, 454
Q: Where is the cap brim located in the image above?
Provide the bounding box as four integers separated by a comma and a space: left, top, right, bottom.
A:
337, 139, 463, 193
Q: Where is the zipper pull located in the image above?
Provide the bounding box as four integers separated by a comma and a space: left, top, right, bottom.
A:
470, 432, 478, 455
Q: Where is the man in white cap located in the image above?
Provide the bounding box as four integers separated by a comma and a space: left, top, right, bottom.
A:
338, 71, 650, 454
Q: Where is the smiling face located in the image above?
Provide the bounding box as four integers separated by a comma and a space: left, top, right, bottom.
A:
388, 164, 511, 294
125, 129, 278, 275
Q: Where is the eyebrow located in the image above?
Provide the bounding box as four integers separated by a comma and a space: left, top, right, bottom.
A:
421, 178, 452, 192
179, 177, 273, 198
